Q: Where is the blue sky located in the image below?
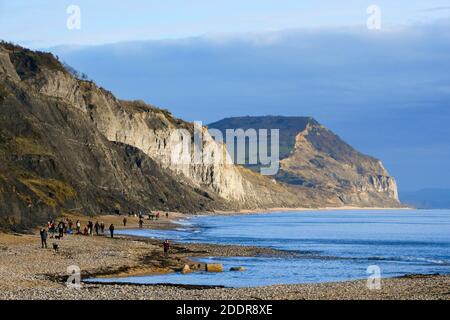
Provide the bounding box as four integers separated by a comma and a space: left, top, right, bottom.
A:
1, 0, 450, 47
1, 1, 450, 193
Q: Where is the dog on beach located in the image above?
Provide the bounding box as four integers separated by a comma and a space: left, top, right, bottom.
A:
52, 243, 59, 253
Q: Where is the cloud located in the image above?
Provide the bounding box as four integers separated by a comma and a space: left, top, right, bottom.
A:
50, 20, 450, 191
421, 6, 450, 12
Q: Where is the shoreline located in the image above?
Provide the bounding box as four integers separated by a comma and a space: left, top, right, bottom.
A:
211, 206, 412, 216
1, 209, 448, 300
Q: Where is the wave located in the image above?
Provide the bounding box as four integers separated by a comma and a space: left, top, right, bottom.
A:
172, 219, 193, 226
367, 256, 449, 265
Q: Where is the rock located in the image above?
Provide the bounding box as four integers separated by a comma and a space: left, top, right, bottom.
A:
205, 263, 223, 273
230, 266, 246, 272
209, 116, 400, 207
181, 264, 191, 274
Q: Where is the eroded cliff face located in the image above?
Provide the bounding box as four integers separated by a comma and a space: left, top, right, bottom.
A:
0, 44, 234, 230
88, 103, 247, 201
0, 43, 402, 230
209, 116, 400, 208
18, 65, 247, 201
280, 122, 399, 206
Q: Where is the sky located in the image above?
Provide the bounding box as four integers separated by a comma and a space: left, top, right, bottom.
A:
1, 0, 450, 47
1, 1, 450, 193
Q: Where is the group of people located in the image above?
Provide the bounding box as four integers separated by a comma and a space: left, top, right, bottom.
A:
47, 218, 73, 238
84, 220, 106, 236
126, 211, 169, 221
40, 218, 117, 246
151, 211, 170, 220
39, 213, 171, 256
125, 212, 169, 229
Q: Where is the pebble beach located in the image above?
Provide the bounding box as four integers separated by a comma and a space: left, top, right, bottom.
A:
0, 214, 449, 300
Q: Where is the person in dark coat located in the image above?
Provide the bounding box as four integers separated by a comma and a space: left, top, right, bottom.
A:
163, 239, 170, 258
88, 221, 93, 236
40, 228, 48, 248
58, 221, 64, 238
109, 224, 115, 238
94, 221, 100, 236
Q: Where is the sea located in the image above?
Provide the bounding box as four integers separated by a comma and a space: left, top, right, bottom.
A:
88, 209, 450, 288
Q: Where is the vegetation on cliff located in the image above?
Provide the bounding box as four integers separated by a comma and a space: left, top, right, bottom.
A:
0, 42, 400, 230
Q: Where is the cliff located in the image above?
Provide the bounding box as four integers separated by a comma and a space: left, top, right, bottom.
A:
0, 43, 401, 230
0, 43, 224, 230
209, 116, 400, 208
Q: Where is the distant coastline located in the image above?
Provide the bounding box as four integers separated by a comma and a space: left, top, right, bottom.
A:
212, 205, 413, 216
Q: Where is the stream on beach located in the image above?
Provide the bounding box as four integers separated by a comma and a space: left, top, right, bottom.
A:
88, 209, 450, 288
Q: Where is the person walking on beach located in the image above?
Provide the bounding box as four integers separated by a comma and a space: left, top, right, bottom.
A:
109, 224, 115, 238
123, 217, 127, 227
58, 221, 64, 238
48, 220, 55, 238
63, 218, 68, 233
76, 220, 81, 234
100, 221, 105, 234
139, 218, 144, 229
40, 228, 48, 249
94, 221, 100, 236
88, 221, 93, 236
163, 239, 170, 258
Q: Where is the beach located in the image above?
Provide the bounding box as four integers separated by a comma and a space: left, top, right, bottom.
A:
0, 213, 449, 300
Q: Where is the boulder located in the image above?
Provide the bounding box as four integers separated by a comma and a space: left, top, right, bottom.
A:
230, 266, 246, 272
205, 263, 223, 273
181, 264, 191, 274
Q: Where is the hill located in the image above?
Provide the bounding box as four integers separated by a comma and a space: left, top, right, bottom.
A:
209, 116, 399, 207
0, 43, 401, 230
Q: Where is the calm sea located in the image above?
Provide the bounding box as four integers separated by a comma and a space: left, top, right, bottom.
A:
90, 210, 450, 287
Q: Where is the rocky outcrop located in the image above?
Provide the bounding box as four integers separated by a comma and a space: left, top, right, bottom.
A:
85, 101, 247, 201
284, 122, 398, 206
209, 116, 400, 207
